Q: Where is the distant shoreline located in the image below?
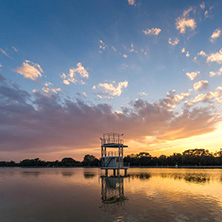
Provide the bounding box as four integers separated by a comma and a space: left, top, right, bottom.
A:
1, 166, 222, 169
130, 166, 222, 169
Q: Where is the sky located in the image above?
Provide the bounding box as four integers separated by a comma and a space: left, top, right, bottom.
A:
0, 0, 222, 161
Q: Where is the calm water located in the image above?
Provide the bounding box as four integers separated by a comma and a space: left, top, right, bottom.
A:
0, 168, 222, 222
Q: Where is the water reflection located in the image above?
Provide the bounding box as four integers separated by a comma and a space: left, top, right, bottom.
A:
21, 171, 41, 177
0, 168, 222, 221
84, 171, 96, 179
61, 171, 75, 177
128, 172, 151, 180
158, 172, 211, 184
101, 176, 127, 205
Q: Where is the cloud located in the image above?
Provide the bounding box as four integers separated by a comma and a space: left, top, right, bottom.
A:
181, 48, 185, 53
97, 94, 102, 99
193, 80, 208, 91
210, 28, 221, 43
42, 87, 62, 94
198, 50, 207, 57
0, 79, 221, 157
187, 87, 222, 105
98, 40, 107, 53
44, 82, 53, 87
186, 51, 190, 57
12, 46, 18, 52
200, 2, 205, 10
14, 60, 43, 80
176, 8, 196, 34
0, 48, 10, 58
186, 71, 200, 81
207, 49, 222, 64
142, 28, 161, 36
209, 67, 222, 77
139, 92, 148, 96
160, 89, 190, 109
128, 0, 135, 6
61, 62, 89, 85
96, 80, 128, 97
168, 38, 179, 46
63, 80, 69, 85
123, 54, 128, 58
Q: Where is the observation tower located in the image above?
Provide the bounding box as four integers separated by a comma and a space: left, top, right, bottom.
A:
100, 132, 130, 176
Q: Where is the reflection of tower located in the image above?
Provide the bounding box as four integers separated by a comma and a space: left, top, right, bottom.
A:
100, 132, 129, 177
101, 176, 127, 205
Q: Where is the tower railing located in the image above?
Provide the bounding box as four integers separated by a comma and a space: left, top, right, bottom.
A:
101, 138, 124, 145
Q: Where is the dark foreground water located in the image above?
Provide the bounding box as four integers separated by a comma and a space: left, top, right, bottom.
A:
0, 168, 222, 222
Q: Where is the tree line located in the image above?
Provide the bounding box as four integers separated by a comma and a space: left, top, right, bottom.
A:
0, 155, 99, 167
124, 148, 222, 167
0, 148, 222, 167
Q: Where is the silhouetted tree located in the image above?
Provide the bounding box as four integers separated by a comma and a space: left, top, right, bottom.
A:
60, 157, 78, 167
83, 154, 99, 167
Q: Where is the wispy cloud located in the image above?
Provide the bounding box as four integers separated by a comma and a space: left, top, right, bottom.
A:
0, 48, 10, 58
139, 92, 148, 96
12, 46, 18, 52
210, 28, 221, 43
181, 48, 185, 53
204, 6, 213, 19
14, 60, 43, 80
186, 71, 200, 81
193, 80, 208, 91
143, 28, 161, 36
168, 38, 179, 46
44, 82, 53, 87
200, 2, 205, 10
176, 7, 196, 34
42, 87, 62, 94
98, 40, 107, 53
61, 62, 89, 85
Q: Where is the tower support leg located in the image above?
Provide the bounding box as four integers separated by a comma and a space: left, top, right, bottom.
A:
124, 169, 127, 176
113, 169, 116, 176
117, 169, 120, 176
105, 169, 108, 177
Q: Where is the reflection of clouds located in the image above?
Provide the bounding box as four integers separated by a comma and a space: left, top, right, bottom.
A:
0, 168, 221, 221
125, 172, 222, 221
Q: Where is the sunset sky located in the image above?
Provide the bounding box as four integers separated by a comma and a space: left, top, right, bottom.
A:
1, 0, 222, 161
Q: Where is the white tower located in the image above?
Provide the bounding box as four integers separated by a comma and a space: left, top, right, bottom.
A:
100, 132, 129, 176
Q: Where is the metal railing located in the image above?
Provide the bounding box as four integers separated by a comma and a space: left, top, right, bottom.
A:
107, 151, 118, 157
101, 138, 124, 145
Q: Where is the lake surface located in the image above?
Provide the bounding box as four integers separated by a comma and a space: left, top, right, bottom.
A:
0, 168, 222, 222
